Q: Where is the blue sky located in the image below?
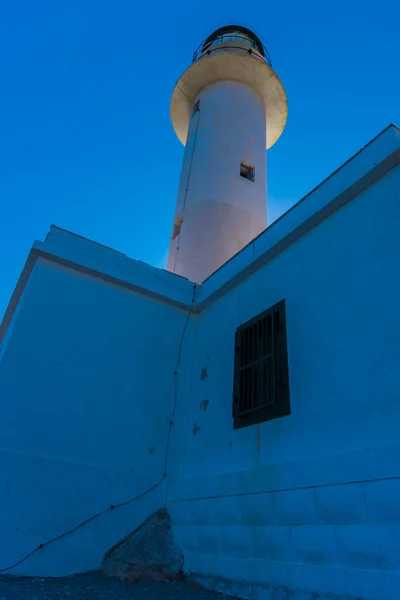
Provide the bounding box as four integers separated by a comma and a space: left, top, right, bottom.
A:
0, 0, 399, 320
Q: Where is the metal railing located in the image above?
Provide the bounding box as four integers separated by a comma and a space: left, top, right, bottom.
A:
192, 33, 272, 66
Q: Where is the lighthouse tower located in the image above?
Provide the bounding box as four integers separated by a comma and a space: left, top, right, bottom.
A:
167, 25, 287, 283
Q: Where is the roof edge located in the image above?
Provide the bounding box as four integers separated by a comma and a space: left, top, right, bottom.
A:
0, 233, 196, 345
1, 124, 399, 341
197, 124, 400, 308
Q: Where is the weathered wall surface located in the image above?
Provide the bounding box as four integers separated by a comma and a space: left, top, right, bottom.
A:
0, 238, 196, 576
169, 164, 400, 600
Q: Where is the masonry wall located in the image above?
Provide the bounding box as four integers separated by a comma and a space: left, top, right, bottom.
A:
0, 256, 195, 576
169, 165, 400, 600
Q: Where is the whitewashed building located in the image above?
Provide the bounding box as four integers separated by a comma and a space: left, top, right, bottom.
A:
1, 25, 400, 600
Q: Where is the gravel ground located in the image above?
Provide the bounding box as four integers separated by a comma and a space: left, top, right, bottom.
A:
0, 571, 229, 600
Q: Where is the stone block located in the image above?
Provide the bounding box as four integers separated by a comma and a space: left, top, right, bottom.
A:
253, 525, 290, 561
286, 563, 352, 599
213, 495, 243, 525
389, 524, 400, 568
239, 492, 275, 526
314, 483, 366, 524
172, 525, 199, 553
364, 478, 400, 523
198, 525, 224, 555
336, 523, 396, 570
275, 488, 315, 525
222, 525, 254, 558
291, 525, 337, 566
343, 565, 400, 600
182, 498, 215, 526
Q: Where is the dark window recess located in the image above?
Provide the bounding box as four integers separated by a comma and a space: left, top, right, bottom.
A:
192, 99, 200, 116
171, 216, 182, 240
232, 299, 290, 429
240, 161, 255, 182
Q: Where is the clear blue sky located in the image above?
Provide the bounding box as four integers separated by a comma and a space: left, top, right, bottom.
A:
0, 0, 399, 320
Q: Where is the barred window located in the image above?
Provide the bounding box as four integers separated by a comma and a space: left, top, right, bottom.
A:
233, 300, 290, 429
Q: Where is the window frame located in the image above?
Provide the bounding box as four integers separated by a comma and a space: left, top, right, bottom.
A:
232, 299, 290, 430
240, 160, 255, 182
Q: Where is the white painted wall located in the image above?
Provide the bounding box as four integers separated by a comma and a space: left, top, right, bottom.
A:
1, 125, 399, 600
0, 248, 196, 576
169, 165, 400, 600
167, 81, 267, 283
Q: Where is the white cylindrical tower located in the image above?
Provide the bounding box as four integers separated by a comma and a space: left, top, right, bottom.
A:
167, 25, 287, 283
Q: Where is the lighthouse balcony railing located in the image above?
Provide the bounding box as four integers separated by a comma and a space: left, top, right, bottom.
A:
192, 34, 272, 66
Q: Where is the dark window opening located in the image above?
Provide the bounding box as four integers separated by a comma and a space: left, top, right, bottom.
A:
192, 100, 200, 116
240, 161, 255, 182
232, 299, 290, 429
172, 216, 182, 240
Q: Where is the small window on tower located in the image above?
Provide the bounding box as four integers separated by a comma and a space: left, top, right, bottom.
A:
171, 216, 182, 240
240, 161, 255, 182
192, 99, 200, 116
